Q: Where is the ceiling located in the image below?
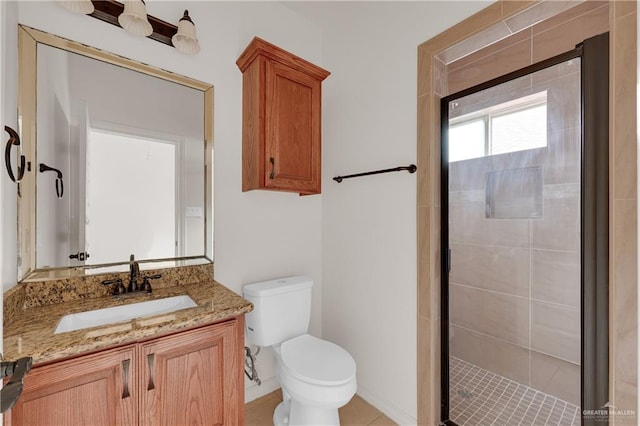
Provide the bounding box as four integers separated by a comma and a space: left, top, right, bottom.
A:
281, 1, 493, 45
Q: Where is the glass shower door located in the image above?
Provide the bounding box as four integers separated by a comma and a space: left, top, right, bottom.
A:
443, 58, 582, 426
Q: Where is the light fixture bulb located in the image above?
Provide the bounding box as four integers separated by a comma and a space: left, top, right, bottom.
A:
118, 0, 153, 37
172, 10, 200, 55
58, 0, 95, 15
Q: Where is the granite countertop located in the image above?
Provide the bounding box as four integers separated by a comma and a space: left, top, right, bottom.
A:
4, 278, 253, 365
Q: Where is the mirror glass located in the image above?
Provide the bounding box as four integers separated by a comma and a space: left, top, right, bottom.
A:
19, 26, 213, 280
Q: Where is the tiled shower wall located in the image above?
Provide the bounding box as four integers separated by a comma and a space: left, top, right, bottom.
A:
448, 59, 582, 406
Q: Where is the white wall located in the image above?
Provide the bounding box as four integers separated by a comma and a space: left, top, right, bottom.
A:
293, 2, 489, 423
5, 0, 325, 401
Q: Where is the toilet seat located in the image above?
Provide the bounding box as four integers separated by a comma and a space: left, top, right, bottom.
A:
280, 334, 356, 386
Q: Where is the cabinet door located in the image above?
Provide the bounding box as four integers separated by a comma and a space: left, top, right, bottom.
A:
139, 319, 244, 426
265, 60, 322, 194
5, 346, 136, 426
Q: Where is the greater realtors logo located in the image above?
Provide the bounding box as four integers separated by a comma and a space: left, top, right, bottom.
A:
583, 402, 635, 422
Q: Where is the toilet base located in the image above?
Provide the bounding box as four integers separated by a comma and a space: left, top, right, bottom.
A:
274, 400, 289, 426
273, 399, 340, 426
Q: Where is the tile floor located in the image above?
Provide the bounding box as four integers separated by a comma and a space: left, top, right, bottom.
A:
449, 357, 581, 426
245, 389, 396, 426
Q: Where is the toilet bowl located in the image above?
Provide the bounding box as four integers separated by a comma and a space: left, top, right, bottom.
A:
275, 334, 357, 425
243, 277, 357, 425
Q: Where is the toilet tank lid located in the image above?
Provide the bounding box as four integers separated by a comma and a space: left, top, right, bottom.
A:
243, 276, 313, 297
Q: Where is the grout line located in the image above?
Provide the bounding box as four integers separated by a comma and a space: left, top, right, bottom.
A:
476, 376, 509, 425
559, 400, 567, 424
530, 393, 547, 425
450, 280, 581, 310
450, 281, 530, 301
451, 323, 582, 366
533, 4, 608, 39
449, 240, 581, 254
450, 323, 527, 350
528, 215, 533, 388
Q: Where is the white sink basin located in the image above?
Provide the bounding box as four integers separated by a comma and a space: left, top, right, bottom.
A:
54, 295, 198, 334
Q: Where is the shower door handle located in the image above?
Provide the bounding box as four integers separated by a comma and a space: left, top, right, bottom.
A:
447, 248, 451, 273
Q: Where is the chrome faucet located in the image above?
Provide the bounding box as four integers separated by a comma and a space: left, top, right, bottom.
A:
128, 254, 140, 292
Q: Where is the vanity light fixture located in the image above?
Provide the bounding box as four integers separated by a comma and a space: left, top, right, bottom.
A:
57, 0, 95, 15
58, 1, 200, 54
172, 10, 200, 55
118, 0, 153, 37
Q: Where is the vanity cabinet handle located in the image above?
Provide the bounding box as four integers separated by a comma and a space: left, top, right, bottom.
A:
147, 353, 155, 391
121, 359, 130, 399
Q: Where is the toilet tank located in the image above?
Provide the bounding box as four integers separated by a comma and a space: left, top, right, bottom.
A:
243, 276, 313, 347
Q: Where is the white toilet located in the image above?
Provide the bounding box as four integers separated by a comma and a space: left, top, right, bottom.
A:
243, 276, 357, 426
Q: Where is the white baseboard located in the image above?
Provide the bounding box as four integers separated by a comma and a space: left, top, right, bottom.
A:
356, 386, 417, 426
245, 376, 281, 403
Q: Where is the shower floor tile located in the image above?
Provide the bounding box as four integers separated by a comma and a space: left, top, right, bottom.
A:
449, 357, 580, 426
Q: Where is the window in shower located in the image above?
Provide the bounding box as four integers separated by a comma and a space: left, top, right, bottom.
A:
448, 91, 547, 162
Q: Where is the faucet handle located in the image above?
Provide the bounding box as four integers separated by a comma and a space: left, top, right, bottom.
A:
102, 278, 126, 295
141, 278, 152, 293
141, 274, 161, 293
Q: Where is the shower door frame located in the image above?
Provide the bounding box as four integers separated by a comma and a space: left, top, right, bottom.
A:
440, 33, 609, 425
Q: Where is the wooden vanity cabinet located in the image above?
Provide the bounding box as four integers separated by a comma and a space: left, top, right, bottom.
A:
5, 317, 244, 426
237, 37, 330, 195
5, 346, 136, 426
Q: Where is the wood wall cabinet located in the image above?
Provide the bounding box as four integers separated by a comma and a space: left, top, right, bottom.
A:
237, 37, 330, 195
5, 317, 244, 426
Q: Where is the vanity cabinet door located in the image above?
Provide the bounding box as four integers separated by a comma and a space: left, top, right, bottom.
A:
139, 318, 244, 426
5, 345, 136, 426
